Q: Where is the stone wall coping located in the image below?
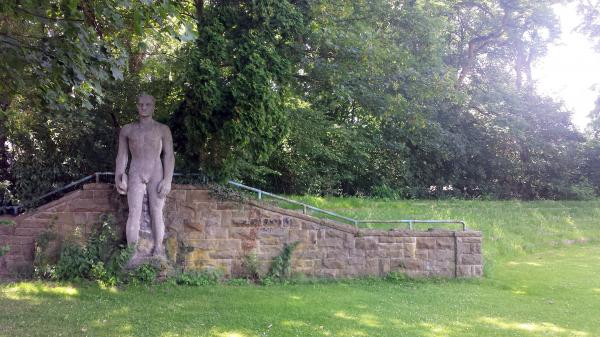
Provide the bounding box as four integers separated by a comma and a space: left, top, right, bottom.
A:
18, 189, 83, 218
83, 183, 114, 190
78, 183, 482, 238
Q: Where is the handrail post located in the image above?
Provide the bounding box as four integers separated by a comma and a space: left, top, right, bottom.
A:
409, 220, 413, 230
258, 191, 262, 200
303, 205, 307, 214
95, 172, 100, 183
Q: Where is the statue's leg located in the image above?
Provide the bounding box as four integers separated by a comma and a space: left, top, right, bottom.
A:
148, 175, 166, 255
126, 179, 145, 246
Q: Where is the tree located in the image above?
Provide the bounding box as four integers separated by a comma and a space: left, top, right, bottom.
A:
170, 0, 306, 180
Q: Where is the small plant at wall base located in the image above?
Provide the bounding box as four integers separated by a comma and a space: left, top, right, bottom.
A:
53, 214, 132, 284
242, 252, 261, 282
267, 241, 300, 282
33, 224, 58, 279
0, 244, 9, 258
174, 269, 223, 286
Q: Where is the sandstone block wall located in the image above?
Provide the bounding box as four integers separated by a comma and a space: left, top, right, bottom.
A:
0, 184, 483, 278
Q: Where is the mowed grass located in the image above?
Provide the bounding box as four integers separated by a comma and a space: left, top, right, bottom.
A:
284, 197, 600, 270
1, 244, 600, 336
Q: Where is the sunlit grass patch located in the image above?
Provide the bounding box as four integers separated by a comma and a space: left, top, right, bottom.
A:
2, 282, 79, 301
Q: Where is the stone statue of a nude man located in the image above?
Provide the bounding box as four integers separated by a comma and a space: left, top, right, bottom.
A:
115, 93, 174, 258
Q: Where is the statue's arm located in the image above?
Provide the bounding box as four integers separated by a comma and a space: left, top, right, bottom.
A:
158, 125, 175, 197
115, 126, 129, 194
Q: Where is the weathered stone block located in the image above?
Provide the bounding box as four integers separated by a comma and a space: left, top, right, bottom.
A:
390, 258, 405, 268
415, 250, 429, 259
185, 221, 205, 232
416, 237, 435, 249
355, 238, 378, 250
403, 243, 416, 259
184, 239, 219, 249
220, 210, 232, 227
326, 230, 345, 239
217, 202, 242, 210
318, 238, 344, 248
433, 250, 454, 262
14, 228, 42, 237
458, 237, 481, 244
436, 238, 454, 250
187, 190, 211, 202
348, 257, 366, 266
350, 249, 366, 257
258, 236, 282, 246
205, 227, 228, 239
379, 259, 391, 275
460, 254, 482, 265
92, 189, 112, 199
456, 265, 472, 277
168, 190, 187, 202
232, 218, 250, 226
366, 250, 386, 258
323, 259, 345, 269
404, 258, 423, 271
326, 250, 348, 259
210, 250, 239, 259
289, 229, 308, 242
378, 236, 396, 243
297, 250, 323, 259
230, 228, 257, 241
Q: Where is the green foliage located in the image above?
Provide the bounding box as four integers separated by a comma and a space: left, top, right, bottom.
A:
174, 269, 223, 286
0, 244, 9, 257
226, 278, 250, 286
170, 0, 306, 180
385, 271, 409, 283
125, 264, 159, 285
54, 214, 131, 284
1, 0, 597, 201
242, 253, 261, 282
268, 241, 300, 281
33, 224, 58, 279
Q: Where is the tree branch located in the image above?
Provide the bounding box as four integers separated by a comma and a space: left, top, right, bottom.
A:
15, 7, 84, 23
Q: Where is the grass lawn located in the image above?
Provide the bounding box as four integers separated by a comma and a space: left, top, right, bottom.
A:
1, 244, 600, 337
285, 197, 600, 272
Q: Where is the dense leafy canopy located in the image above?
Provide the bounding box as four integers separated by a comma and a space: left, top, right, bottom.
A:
0, 0, 599, 203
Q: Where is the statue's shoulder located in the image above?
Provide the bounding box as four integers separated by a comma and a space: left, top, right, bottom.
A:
156, 121, 172, 134
120, 123, 134, 132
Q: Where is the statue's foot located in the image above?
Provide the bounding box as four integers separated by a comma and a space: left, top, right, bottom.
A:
152, 245, 166, 258
126, 250, 144, 269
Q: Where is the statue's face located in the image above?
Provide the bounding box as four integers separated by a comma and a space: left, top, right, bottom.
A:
137, 95, 155, 118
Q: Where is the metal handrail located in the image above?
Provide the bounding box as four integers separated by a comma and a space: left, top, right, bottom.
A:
227, 180, 467, 231
1, 173, 467, 231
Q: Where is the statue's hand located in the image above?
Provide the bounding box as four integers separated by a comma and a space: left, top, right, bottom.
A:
116, 173, 128, 195
157, 179, 171, 198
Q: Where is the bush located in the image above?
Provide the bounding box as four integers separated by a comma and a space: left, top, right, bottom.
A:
385, 271, 409, 283
125, 264, 160, 285
54, 214, 131, 283
242, 253, 261, 282
268, 241, 300, 281
0, 244, 9, 258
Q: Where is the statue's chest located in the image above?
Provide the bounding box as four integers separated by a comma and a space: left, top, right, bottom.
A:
128, 126, 162, 150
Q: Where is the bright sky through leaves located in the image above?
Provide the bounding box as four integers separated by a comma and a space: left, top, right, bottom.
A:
534, 3, 600, 130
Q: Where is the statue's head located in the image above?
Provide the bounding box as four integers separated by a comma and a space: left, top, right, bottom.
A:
137, 93, 155, 118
